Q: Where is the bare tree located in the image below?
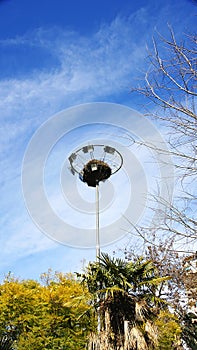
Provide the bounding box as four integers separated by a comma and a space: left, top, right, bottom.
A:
131, 27, 197, 252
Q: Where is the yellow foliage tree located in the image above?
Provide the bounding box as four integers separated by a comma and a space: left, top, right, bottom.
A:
0, 270, 95, 350
155, 310, 182, 350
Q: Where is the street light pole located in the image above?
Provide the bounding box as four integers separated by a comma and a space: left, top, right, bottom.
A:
68, 145, 123, 261
95, 182, 100, 262
96, 182, 101, 334
68, 144, 123, 338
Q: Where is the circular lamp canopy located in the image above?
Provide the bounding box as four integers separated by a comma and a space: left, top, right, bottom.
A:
68, 144, 123, 187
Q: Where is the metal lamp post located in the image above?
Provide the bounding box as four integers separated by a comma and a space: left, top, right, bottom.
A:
68, 144, 123, 260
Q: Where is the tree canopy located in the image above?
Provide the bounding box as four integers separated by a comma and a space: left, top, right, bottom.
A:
0, 271, 95, 350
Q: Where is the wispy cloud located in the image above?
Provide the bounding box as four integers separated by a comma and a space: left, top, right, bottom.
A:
1, 15, 146, 272
0, 16, 148, 160
0, 18, 146, 117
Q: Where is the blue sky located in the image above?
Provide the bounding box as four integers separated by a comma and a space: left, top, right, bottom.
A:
0, 0, 196, 281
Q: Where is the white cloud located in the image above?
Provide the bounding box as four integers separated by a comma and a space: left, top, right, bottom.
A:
0, 16, 148, 164
0, 17, 142, 270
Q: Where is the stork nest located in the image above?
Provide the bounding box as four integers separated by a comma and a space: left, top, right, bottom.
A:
82, 159, 112, 187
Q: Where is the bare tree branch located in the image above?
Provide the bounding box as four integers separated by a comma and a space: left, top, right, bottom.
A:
130, 28, 197, 251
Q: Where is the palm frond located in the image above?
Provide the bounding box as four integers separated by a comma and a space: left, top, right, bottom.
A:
138, 275, 171, 286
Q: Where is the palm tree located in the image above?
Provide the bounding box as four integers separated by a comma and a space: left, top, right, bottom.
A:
80, 253, 170, 350
0, 336, 15, 350
181, 312, 197, 350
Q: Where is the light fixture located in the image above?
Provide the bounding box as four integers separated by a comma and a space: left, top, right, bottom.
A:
68, 144, 123, 259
